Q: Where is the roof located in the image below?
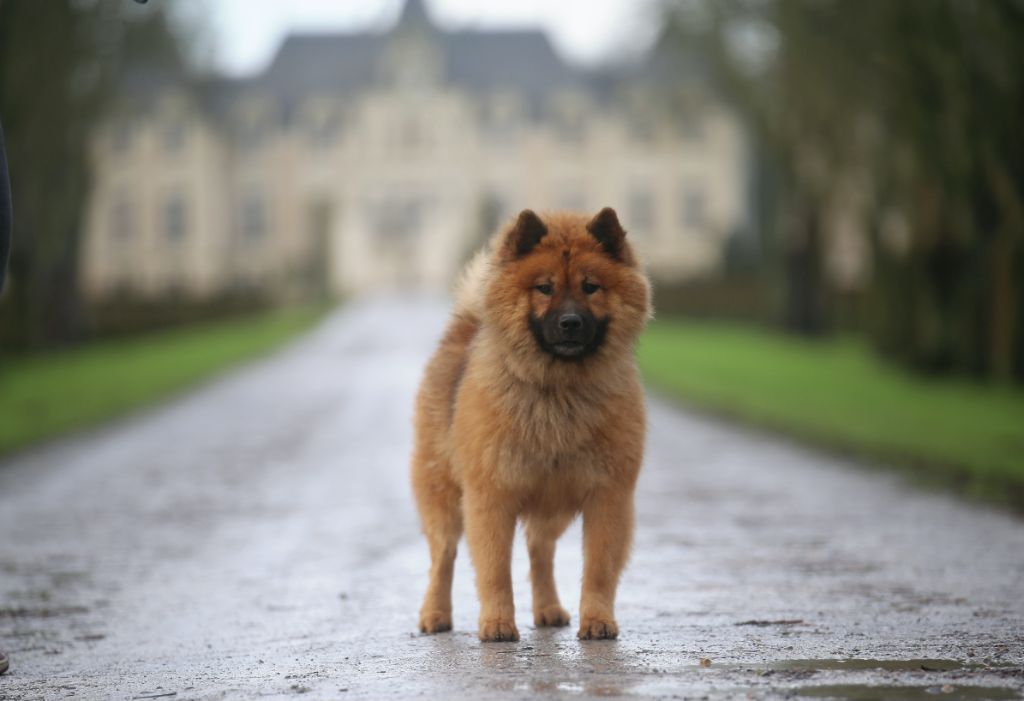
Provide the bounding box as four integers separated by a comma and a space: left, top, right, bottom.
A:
243, 28, 593, 109
114, 0, 709, 120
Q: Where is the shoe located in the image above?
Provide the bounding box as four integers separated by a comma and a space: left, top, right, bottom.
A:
0, 649, 8, 675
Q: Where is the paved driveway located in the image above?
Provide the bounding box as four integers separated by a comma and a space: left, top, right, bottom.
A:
1, 298, 1022, 700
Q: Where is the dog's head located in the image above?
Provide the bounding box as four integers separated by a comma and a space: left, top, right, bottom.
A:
485, 207, 651, 366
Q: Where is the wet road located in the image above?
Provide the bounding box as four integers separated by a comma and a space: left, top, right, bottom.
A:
1, 298, 1022, 701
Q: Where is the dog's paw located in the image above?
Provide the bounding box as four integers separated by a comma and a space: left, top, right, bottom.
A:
534, 604, 571, 628
577, 616, 618, 640
479, 618, 519, 642
419, 610, 452, 634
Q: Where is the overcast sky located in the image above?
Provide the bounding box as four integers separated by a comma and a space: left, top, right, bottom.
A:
203, 0, 660, 76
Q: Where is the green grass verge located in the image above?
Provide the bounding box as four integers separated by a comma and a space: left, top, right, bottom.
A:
638, 319, 1024, 507
0, 306, 328, 458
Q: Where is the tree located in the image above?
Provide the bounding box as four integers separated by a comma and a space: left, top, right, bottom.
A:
0, 0, 190, 351
662, 0, 1024, 381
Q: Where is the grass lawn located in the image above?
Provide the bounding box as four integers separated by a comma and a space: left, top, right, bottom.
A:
638, 319, 1024, 506
0, 306, 327, 458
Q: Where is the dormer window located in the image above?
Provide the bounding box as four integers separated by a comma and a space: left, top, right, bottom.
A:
234, 99, 274, 153
381, 1, 443, 90
302, 104, 342, 150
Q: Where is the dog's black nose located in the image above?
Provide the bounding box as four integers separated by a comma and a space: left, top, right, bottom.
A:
559, 313, 583, 331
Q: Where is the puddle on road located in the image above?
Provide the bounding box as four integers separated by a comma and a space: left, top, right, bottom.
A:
702, 658, 1012, 673
771, 659, 965, 673
715, 659, 1022, 701
792, 683, 1021, 701
0, 604, 90, 619
479, 646, 1021, 701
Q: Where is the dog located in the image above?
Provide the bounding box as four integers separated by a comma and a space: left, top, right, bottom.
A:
410, 207, 651, 642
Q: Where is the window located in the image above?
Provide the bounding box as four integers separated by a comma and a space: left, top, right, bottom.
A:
377, 198, 421, 241
367, 192, 430, 256
388, 114, 432, 154
111, 119, 134, 155
110, 197, 134, 240
476, 192, 506, 238
163, 194, 186, 242
305, 200, 333, 298
681, 184, 706, 230
550, 100, 585, 145
677, 112, 704, 141
400, 116, 422, 151
308, 200, 332, 242
240, 191, 268, 241
482, 95, 520, 146
628, 187, 654, 234
307, 110, 341, 150
557, 114, 583, 143
630, 114, 657, 144
162, 118, 187, 153
236, 113, 269, 152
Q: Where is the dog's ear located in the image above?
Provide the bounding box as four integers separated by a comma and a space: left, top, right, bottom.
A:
586, 207, 626, 260
504, 209, 548, 258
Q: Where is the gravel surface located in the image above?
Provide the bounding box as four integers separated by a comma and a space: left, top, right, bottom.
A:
1, 298, 1022, 701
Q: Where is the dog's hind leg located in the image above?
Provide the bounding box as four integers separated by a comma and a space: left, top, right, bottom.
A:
413, 459, 462, 634
525, 512, 573, 627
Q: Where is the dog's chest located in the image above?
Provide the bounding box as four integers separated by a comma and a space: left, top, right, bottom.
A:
490, 386, 608, 482
512, 384, 600, 441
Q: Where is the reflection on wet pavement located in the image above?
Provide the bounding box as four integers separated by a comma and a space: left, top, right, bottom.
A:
793, 683, 1020, 701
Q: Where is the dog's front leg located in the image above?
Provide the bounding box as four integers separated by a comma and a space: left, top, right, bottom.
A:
578, 484, 635, 640
464, 482, 519, 642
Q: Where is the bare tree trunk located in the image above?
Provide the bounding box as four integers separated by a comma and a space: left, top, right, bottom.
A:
987, 159, 1023, 382
783, 197, 828, 336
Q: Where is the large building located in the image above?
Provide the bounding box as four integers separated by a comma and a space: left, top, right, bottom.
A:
81, 0, 749, 301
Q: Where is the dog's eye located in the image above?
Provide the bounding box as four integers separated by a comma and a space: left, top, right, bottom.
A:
582, 281, 600, 295
535, 283, 554, 295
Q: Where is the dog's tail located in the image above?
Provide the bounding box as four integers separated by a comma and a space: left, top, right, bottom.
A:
452, 247, 491, 322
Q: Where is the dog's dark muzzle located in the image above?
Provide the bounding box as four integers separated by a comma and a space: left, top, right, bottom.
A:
530, 305, 607, 360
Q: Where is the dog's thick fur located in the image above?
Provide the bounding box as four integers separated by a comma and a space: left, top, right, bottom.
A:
411, 207, 651, 642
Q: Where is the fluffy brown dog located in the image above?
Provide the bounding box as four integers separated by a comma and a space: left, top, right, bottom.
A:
411, 207, 651, 642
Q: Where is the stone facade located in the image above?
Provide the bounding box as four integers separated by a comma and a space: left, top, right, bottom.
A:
81, 0, 749, 301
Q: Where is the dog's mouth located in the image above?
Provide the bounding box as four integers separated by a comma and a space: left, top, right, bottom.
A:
529, 313, 609, 362
551, 341, 586, 357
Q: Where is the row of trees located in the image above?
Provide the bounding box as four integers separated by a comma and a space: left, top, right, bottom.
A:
0, 0, 190, 351
663, 0, 1024, 381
